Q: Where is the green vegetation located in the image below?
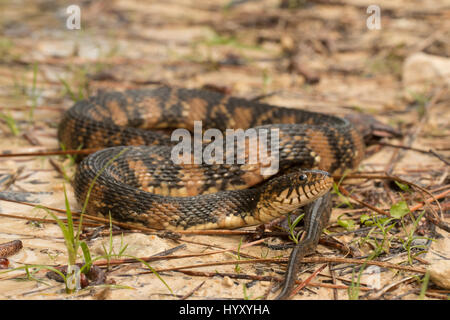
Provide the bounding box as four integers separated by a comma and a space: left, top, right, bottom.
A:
365, 46, 405, 78
331, 174, 353, 208
1, 147, 171, 295
59, 74, 87, 102
242, 282, 264, 300
337, 214, 356, 231
28, 62, 39, 123
0, 37, 21, 62
418, 270, 430, 300
203, 31, 262, 51
408, 91, 431, 119
286, 212, 305, 244
0, 111, 20, 136
58, 142, 84, 183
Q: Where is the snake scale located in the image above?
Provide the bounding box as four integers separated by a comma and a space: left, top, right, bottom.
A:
58, 86, 366, 298
58, 86, 364, 230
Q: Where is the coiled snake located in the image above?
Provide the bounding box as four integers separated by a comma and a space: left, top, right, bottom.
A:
58, 86, 366, 299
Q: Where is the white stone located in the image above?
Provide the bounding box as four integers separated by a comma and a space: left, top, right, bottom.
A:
403, 52, 450, 98
428, 260, 450, 289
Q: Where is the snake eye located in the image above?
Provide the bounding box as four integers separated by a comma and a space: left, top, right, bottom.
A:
299, 173, 308, 182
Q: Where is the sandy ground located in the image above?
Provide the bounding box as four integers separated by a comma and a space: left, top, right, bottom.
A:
0, 0, 449, 300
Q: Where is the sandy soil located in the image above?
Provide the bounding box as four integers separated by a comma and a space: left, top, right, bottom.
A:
0, 0, 448, 300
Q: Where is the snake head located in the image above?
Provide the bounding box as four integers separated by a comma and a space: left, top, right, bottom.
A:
259, 169, 334, 216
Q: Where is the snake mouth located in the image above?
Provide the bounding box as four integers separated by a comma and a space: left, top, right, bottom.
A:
275, 170, 333, 206
278, 182, 332, 205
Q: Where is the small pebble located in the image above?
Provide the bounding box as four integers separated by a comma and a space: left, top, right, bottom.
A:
222, 276, 234, 287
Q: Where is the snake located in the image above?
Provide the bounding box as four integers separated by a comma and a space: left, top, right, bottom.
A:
57, 86, 366, 298
58, 86, 364, 229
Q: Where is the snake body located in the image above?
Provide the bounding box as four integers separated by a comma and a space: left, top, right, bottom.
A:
58, 86, 365, 230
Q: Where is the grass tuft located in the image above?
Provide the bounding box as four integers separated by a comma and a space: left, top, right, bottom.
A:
0, 112, 20, 136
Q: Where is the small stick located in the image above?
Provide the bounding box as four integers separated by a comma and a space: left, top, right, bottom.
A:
178, 270, 372, 292
48, 158, 69, 180
93, 239, 265, 267
0, 212, 100, 227
385, 87, 446, 174
429, 149, 450, 166
0, 255, 426, 284
22, 132, 41, 146
0, 197, 160, 233
336, 173, 446, 220
0, 148, 101, 158
180, 281, 205, 300
377, 142, 450, 166
430, 184, 450, 194
369, 276, 416, 299
0, 197, 292, 237
136, 256, 426, 274
420, 291, 449, 300
0, 105, 64, 112
409, 189, 449, 212
152, 244, 187, 257
338, 185, 388, 216
329, 263, 339, 300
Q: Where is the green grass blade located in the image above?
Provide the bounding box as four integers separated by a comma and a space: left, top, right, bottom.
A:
0, 112, 20, 136
80, 241, 92, 272
419, 271, 430, 300
63, 184, 74, 242
75, 147, 129, 249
